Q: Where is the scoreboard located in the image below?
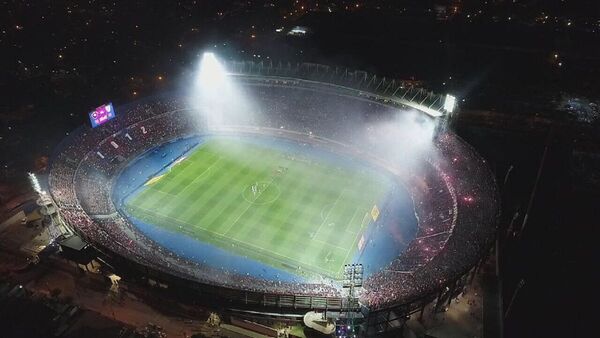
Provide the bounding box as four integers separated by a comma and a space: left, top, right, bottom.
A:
89, 103, 116, 128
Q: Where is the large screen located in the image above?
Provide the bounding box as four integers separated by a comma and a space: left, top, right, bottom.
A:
88, 103, 116, 128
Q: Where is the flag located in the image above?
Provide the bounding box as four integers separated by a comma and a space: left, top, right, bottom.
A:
371, 204, 380, 221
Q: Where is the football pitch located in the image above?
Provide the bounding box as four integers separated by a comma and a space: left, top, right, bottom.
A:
125, 137, 389, 278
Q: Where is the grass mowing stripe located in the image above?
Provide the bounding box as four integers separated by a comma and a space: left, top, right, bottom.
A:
321, 200, 363, 250
200, 162, 271, 232
271, 190, 329, 270
161, 155, 219, 195
230, 155, 300, 234
125, 138, 391, 278
194, 165, 255, 224
216, 150, 281, 228
134, 185, 176, 213
127, 204, 335, 276
183, 177, 235, 226
229, 155, 311, 260
161, 163, 209, 194
337, 213, 372, 275
130, 187, 156, 205
178, 159, 231, 201
312, 191, 350, 272
169, 163, 234, 220
256, 166, 323, 251
176, 147, 263, 221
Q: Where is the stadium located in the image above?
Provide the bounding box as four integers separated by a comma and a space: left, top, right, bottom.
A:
47, 56, 499, 335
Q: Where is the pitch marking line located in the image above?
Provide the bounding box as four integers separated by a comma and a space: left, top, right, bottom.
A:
129, 204, 333, 275
311, 238, 348, 252
221, 177, 276, 236
320, 203, 333, 221
344, 208, 360, 234
337, 211, 371, 276
241, 181, 281, 205
148, 189, 177, 198
313, 189, 347, 238
132, 204, 333, 275
180, 158, 222, 194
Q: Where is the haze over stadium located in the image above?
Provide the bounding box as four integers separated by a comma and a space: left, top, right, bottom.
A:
191, 52, 441, 172
191, 52, 259, 129
2, 1, 597, 337
40, 49, 499, 337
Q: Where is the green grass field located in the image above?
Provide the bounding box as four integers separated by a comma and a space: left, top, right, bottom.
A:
125, 137, 389, 278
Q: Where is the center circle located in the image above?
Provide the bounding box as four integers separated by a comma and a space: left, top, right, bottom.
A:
242, 180, 281, 205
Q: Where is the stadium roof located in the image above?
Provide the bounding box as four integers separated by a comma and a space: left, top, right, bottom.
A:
223, 60, 452, 118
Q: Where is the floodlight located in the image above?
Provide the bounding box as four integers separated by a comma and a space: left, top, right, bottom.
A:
189, 51, 257, 129
444, 94, 457, 113
199, 52, 226, 86
28, 172, 43, 195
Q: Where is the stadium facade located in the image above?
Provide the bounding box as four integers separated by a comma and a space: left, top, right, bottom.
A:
48, 61, 499, 335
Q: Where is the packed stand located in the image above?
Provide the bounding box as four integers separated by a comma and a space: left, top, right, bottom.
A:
49, 83, 498, 309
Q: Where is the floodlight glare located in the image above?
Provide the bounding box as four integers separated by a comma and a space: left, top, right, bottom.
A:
28, 172, 43, 195
191, 51, 256, 128
444, 94, 457, 113
199, 52, 226, 86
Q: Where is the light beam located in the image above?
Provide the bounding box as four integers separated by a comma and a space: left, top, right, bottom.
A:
198, 52, 227, 87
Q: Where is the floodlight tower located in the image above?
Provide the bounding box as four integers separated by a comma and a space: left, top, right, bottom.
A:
444, 94, 457, 116
337, 263, 363, 337
434, 94, 459, 137
28, 173, 72, 240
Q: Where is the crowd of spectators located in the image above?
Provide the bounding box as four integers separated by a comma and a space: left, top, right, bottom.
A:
360, 132, 498, 309
48, 79, 498, 310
